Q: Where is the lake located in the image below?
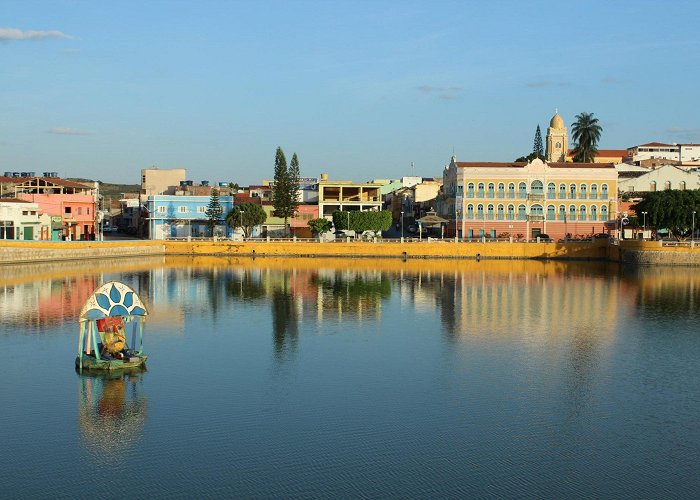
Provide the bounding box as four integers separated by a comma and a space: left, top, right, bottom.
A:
1, 256, 699, 498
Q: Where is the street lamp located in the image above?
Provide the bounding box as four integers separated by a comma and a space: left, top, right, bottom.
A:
240, 210, 244, 239
693, 211, 696, 246
642, 211, 647, 230
347, 211, 350, 232
400, 210, 404, 239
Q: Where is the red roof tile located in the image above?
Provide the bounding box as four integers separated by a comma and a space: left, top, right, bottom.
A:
455, 162, 527, 168
637, 142, 674, 147
549, 162, 615, 169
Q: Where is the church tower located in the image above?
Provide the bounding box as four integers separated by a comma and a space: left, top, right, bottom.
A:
546, 111, 568, 162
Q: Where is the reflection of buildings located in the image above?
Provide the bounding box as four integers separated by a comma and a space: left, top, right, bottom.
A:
78, 371, 147, 457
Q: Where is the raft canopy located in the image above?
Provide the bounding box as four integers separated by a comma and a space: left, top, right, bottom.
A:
79, 281, 148, 322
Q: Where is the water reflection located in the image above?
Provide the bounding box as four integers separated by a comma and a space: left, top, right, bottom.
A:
77, 370, 147, 459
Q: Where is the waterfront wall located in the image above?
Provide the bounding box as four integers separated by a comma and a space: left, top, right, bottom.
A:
2, 238, 700, 265
0, 240, 164, 264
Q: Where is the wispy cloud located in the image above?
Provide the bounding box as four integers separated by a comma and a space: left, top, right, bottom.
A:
666, 127, 700, 141
417, 85, 463, 100
48, 127, 91, 136
0, 27, 75, 41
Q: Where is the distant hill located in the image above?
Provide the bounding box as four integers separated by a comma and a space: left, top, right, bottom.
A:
68, 178, 140, 198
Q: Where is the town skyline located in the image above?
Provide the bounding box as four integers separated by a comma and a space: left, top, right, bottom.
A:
2, 0, 699, 185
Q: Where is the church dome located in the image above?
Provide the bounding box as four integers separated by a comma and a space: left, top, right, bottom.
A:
550, 113, 565, 129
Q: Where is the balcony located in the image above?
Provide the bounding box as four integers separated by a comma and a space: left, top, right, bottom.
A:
528, 193, 545, 201
527, 215, 545, 221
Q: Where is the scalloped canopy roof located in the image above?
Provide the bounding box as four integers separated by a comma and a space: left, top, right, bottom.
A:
79, 281, 148, 322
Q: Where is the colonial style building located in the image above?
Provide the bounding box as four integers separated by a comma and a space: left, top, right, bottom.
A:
441, 157, 618, 240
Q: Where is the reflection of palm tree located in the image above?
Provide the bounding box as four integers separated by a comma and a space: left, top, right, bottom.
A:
571, 112, 602, 162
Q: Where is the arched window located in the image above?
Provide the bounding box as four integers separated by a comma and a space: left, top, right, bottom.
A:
531, 180, 544, 194
680, 181, 686, 191
508, 183, 516, 198
518, 204, 527, 220
559, 183, 566, 199
466, 204, 474, 219
487, 204, 494, 220
580, 184, 587, 199
559, 205, 566, 220
498, 183, 505, 198
477, 204, 484, 220
569, 205, 576, 220
569, 183, 577, 198
601, 205, 608, 221
579, 205, 587, 221
547, 205, 556, 220
507, 204, 515, 220
590, 205, 597, 221
518, 182, 527, 198
477, 183, 485, 197
590, 183, 598, 199
531, 204, 543, 217
665, 181, 671, 190
488, 183, 495, 197
467, 183, 474, 198
548, 183, 556, 197
497, 204, 504, 220
602, 183, 609, 198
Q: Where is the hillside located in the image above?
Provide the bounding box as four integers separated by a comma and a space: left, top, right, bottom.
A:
68, 178, 140, 198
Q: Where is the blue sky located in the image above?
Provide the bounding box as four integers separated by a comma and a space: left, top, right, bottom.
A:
2, 0, 699, 185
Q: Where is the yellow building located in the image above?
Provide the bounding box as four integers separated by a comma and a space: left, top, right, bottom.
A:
442, 157, 618, 240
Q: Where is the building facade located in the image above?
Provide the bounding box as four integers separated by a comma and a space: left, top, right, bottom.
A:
141, 168, 187, 196
0, 199, 47, 240
618, 164, 700, 194
317, 174, 382, 218
145, 195, 234, 240
441, 157, 618, 240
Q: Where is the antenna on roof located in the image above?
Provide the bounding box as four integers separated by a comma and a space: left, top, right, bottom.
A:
411, 161, 414, 176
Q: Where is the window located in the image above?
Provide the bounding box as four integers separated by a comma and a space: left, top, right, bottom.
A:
507, 204, 515, 220
601, 184, 609, 198
157, 206, 166, 213
590, 205, 597, 221
518, 182, 527, 198
178, 206, 187, 213
497, 204, 504, 220
197, 206, 206, 213
77, 207, 82, 215
466, 204, 474, 219
87, 208, 90, 215
65, 207, 72, 214
22, 211, 28, 216
498, 183, 505, 198
569, 184, 577, 198
508, 183, 515, 198
476, 204, 484, 220
477, 183, 485, 197
548, 183, 556, 197
531, 180, 543, 194
665, 181, 671, 190
590, 184, 598, 199
680, 181, 686, 191
559, 205, 566, 220
531, 204, 543, 217
30, 211, 36, 215
559, 183, 566, 199
467, 183, 474, 198
547, 205, 556, 220
487, 183, 495, 198
517, 204, 526, 220
487, 204, 494, 220
579, 205, 587, 221
569, 205, 576, 220
580, 184, 587, 199
601, 205, 608, 221
457, 185, 463, 196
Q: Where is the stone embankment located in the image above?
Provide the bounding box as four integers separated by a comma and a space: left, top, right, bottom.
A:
1, 238, 699, 266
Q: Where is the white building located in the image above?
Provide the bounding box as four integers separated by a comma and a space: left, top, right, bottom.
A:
627, 142, 700, 163
0, 199, 46, 240
617, 164, 700, 193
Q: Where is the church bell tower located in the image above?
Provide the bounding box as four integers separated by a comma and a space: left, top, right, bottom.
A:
546, 111, 568, 162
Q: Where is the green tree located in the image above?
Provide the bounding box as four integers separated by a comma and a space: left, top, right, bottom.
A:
308, 217, 332, 236
228, 182, 240, 194
204, 189, 224, 236
226, 203, 267, 238
289, 153, 301, 216
272, 147, 301, 236
631, 189, 700, 240
571, 112, 602, 162
533, 125, 544, 159
333, 210, 392, 232
514, 152, 539, 163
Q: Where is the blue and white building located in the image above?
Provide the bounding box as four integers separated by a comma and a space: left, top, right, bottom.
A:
145, 195, 234, 240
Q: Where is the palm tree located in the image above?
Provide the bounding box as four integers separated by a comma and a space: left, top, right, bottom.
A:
571, 112, 602, 163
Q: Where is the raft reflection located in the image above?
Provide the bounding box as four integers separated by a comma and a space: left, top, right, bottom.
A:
77, 369, 147, 458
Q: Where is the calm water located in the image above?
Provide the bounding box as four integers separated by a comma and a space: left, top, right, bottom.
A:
1, 256, 699, 499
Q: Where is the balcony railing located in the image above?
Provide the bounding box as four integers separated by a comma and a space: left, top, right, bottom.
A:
528, 215, 545, 221
528, 193, 545, 201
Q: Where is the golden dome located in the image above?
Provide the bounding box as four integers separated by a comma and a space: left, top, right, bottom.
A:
550, 113, 565, 129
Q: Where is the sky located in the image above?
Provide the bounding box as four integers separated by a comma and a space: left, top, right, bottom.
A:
2, 0, 699, 185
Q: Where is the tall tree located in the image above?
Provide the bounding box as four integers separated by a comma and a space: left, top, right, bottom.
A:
632, 189, 700, 240
533, 125, 544, 159
289, 153, 301, 217
571, 112, 603, 163
272, 147, 290, 234
204, 189, 224, 236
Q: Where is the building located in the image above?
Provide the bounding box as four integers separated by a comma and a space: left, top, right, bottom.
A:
626, 142, 700, 164
546, 112, 568, 162
566, 149, 628, 164
441, 156, 618, 240
145, 195, 234, 240
317, 173, 382, 218
617, 164, 700, 194
6, 176, 97, 240
389, 178, 442, 221
0, 198, 48, 240
141, 168, 186, 196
